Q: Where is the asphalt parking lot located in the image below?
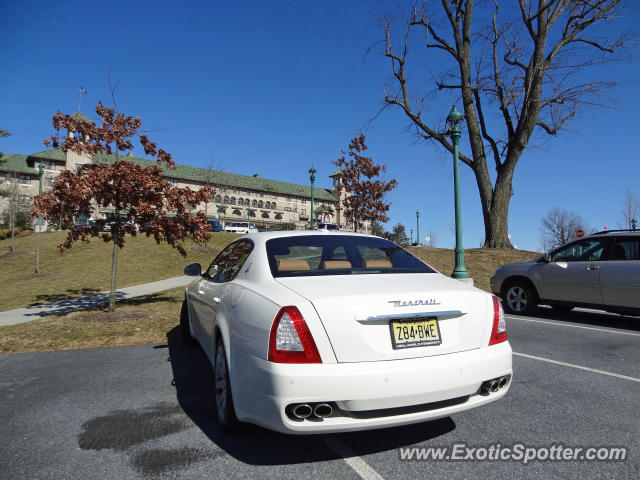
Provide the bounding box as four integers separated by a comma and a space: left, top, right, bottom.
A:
1, 308, 638, 479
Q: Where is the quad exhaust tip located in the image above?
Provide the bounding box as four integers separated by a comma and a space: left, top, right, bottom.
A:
481, 375, 510, 394
288, 402, 334, 420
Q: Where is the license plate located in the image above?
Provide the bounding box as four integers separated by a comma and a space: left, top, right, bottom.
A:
389, 317, 442, 349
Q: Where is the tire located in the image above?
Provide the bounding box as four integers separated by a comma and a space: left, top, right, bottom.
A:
180, 300, 197, 346
214, 335, 239, 432
502, 281, 538, 315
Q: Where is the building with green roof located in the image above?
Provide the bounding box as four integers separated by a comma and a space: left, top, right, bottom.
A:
1, 142, 350, 230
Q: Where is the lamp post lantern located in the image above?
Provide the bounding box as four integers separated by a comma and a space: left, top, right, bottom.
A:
416, 210, 420, 246
632, 218, 637, 231
447, 105, 470, 279
36, 161, 45, 274
308, 165, 317, 230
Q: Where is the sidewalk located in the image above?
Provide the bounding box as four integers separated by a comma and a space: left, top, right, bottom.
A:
0, 276, 194, 327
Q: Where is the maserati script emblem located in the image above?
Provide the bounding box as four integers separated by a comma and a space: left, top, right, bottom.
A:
388, 299, 440, 307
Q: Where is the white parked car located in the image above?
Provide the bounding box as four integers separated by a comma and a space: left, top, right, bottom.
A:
315, 222, 340, 231
224, 222, 258, 234
181, 231, 512, 434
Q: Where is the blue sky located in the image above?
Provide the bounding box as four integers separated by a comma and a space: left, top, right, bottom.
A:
1, 0, 638, 251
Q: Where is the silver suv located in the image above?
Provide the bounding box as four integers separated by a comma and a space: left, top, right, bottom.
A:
490, 230, 640, 316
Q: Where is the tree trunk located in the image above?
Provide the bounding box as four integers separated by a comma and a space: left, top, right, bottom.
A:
109, 235, 118, 313
474, 158, 516, 249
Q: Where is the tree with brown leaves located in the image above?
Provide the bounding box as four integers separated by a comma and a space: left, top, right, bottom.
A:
334, 135, 397, 232
33, 102, 213, 311
381, 0, 628, 248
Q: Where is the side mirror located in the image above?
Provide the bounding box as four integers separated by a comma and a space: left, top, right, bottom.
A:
184, 263, 202, 276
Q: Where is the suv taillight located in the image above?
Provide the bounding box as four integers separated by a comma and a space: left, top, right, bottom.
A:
489, 296, 508, 345
268, 306, 322, 363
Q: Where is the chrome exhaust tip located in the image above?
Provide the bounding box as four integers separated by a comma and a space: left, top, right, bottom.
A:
498, 376, 508, 389
292, 404, 313, 419
313, 403, 333, 418
481, 379, 499, 393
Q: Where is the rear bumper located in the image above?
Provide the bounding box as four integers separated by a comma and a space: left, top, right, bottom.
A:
232, 342, 512, 434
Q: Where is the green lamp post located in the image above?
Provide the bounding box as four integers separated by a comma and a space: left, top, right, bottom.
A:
308, 165, 316, 230
416, 210, 420, 246
447, 105, 470, 279
632, 218, 637, 231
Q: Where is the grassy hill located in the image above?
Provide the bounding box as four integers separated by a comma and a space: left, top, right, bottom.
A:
0, 233, 540, 353
1, 230, 539, 311
0, 230, 239, 311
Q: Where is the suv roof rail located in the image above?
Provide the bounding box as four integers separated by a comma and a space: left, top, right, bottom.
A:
590, 229, 638, 235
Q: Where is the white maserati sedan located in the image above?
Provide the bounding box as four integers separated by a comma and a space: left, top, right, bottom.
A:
181, 231, 512, 434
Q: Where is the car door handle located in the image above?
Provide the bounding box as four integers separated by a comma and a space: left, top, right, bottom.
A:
586, 265, 600, 270
212, 297, 222, 304
197, 289, 205, 295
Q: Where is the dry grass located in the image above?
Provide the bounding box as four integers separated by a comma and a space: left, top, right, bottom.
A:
0, 287, 184, 354
0, 230, 239, 311
408, 247, 540, 293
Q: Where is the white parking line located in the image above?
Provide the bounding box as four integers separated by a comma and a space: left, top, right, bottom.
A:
506, 315, 640, 337
323, 436, 384, 480
513, 352, 640, 383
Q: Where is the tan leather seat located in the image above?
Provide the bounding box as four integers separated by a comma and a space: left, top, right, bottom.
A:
320, 260, 352, 269
277, 259, 310, 271
365, 259, 392, 269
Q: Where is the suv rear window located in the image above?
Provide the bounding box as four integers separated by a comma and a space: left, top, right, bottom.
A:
266, 235, 435, 277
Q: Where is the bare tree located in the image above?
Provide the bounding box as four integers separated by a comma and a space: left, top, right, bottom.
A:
541, 207, 590, 250
618, 187, 639, 229
380, 0, 629, 248
0, 174, 26, 253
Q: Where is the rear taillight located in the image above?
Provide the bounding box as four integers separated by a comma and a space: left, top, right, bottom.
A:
489, 296, 508, 345
268, 306, 322, 363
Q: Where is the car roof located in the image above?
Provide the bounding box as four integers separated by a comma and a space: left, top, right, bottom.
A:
241, 230, 376, 243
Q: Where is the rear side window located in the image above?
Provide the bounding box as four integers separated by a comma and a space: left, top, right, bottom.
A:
266, 235, 435, 277
610, 238, 640, 260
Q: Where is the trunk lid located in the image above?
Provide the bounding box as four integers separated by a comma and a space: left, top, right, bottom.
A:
277, 273, 490, 363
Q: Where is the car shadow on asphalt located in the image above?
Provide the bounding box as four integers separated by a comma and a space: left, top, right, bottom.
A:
527, 306, 640, 333
165, 327, 456, 465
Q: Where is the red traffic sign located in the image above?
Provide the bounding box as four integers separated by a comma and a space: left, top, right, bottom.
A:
576, 229, 585, 238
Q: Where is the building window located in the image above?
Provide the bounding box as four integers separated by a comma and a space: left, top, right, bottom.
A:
265, 201, 271, 209
232, 209, 241, 215
300, 208, 306, 215
44, 178, 54, 187
314, 199, 319, 205
249, 210, 256, 218
259, 191, 264, 197
286, 195, 291, 202
230, 197, 236, 205
252, 200, 257, 207
258, 200, 264, 208
237, 198, 243, 206
301, 197, 306, 204
275, 214, 283, 220
262, 212, 269, 219
271, 203, 277, 210
19, 174, 31, 183
18, 195, 30, 205
168, 178, 178, 185
44, 161, 56, 170
285, 206, 291, 212
224, 195, 229, 204
215, 195, 222, 203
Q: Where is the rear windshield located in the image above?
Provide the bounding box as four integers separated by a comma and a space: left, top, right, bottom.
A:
266, 235, 435, 277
